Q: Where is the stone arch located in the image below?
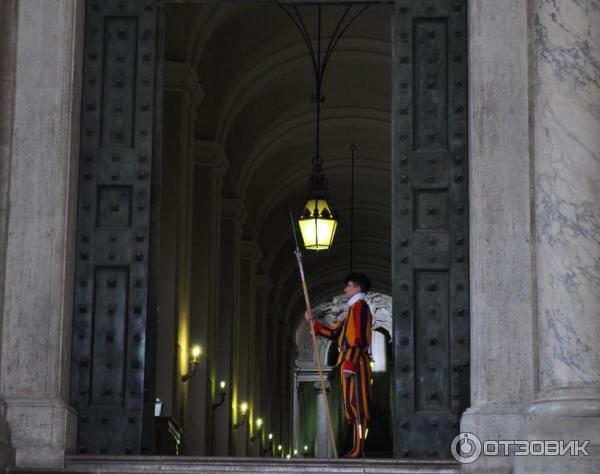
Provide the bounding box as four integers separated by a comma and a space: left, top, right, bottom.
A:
294, 292, 391, 371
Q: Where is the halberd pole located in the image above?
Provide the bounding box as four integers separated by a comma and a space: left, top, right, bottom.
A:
289, 211, 338, 458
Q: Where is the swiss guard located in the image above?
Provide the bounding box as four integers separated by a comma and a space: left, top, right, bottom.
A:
305, 272, 373, 458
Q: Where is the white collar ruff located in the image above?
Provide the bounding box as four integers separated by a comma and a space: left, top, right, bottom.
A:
347, 292, 366, 307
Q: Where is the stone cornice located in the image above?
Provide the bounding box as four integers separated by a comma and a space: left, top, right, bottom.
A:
221, 198, 247, 225
164, 60, 205, 107
268, 302, 282, 319
255, 274, 273, 293
240, 240, 262, 263
194, 140, 230, 179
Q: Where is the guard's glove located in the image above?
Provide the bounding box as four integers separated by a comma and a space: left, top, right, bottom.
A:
342, 360, 358, 378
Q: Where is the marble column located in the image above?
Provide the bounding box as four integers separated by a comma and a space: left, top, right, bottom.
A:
517, 2, 600, 473
461, 0, 537, 472
0, 0, 84, 468
191, 141, 228, 456
233, 240, 261, 457
213, 199, 246, 456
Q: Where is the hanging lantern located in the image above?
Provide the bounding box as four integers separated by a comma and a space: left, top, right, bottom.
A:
298, 164, 338, 251
280, 4, 367, 252
298, 193, 338, 250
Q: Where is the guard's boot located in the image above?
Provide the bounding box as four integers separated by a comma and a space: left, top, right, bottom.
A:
343, 419, 365, 458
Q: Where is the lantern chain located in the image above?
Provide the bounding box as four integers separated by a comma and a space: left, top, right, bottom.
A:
278, 2, 370, 188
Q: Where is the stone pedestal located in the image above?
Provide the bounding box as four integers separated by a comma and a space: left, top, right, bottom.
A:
313, 382, 332, 459
0, 0, 84, 468
516, 1, 600, 472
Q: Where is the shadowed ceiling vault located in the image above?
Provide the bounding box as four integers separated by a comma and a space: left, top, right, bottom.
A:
165, 3, 392, 326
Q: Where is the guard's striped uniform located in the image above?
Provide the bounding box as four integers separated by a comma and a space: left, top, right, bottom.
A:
313, 299, 372, 458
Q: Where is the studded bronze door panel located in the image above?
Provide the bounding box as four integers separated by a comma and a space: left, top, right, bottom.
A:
70, 0, 160, 455
392, 0, 469, 459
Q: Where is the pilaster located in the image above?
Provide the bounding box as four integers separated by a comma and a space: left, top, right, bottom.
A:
460, 0, 537, 472
0, 0, 85, 467
212, 199, 246, 456
156, 60, 200, 444
234, 241, 262, 457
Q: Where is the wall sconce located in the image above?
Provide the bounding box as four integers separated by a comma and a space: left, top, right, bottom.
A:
211, 380, 227, 410
293, 449, 298, 457
250, 417, 263, 442
181, 345, 202, 382
262, 433, 274, 455
233, 402, 248, 429
277, 444, 283, 458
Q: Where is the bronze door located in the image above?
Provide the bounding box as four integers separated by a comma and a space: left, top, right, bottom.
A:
70, 0, 161, 455
391, 0, 469, 458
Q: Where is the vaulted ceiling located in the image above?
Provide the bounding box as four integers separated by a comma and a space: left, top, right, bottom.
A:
164, 2, 392, 329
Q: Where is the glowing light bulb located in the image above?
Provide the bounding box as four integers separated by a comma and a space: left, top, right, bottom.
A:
293, 449, 298, 456
256, 418, 263, 429
303, 445, 308, 451
277, 444, 282, 451
268, 433, 273, 441
240, 402, 248, 415
191, 345, 202, 359
219, 380, 226, 390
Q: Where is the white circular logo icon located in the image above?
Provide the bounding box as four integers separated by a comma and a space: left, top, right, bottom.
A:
451, 432, 482, 464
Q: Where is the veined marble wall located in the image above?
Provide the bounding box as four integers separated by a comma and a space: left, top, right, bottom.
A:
532, 0, 600, 392
518, 1, 600, 472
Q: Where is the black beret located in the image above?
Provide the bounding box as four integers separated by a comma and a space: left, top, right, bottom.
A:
344, 272, 372, 293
